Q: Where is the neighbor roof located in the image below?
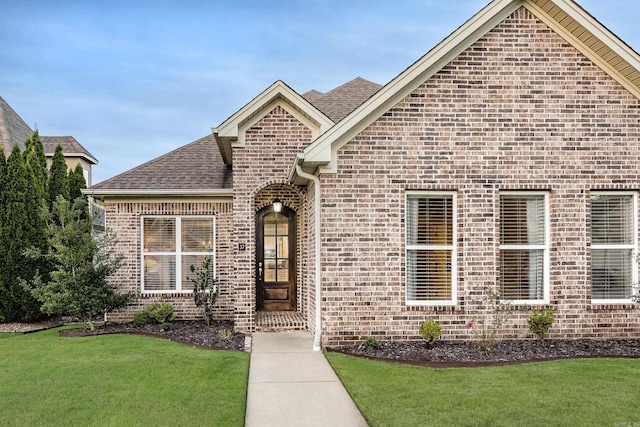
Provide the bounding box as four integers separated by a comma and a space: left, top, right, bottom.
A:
302, 77, 382, 122
0, 96, 32, 154
89, 134, 232, 196
41, 136, 98, 165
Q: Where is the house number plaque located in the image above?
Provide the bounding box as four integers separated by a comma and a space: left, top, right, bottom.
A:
238, 243, 246, 251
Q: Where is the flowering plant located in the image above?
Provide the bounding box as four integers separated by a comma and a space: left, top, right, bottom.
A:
467, 282, 515, 353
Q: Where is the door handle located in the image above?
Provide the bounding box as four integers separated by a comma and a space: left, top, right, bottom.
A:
258, 262, 263, 282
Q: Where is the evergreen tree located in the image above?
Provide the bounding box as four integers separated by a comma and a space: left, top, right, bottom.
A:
26, 196, 136, 330
68, 163, 87, 201
0, 150, 6, 321
23, 131, 48, 203
0, 144, 43, 321
47, 143, 69, 207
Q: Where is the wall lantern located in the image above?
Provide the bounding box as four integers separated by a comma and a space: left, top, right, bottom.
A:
273, 198, 283, 213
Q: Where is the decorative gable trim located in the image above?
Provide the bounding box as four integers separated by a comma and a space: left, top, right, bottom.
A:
295, 0, 640, 179
213, 80, 334, 166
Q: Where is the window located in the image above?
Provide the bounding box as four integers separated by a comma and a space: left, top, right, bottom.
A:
499, 193, 549, 303
141, 216, 215, 292
406, 192, 456, 305
590, 193, 637, 302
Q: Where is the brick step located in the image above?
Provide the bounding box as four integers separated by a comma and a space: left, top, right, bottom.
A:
256, 311, 306, 332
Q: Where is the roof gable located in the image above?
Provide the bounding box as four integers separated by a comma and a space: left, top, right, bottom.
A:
214, 80, 334, 166
293, 0, 640, 180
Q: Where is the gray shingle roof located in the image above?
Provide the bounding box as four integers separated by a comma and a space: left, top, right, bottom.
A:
41, 136, 98, 164
0, 96, 33, 154
92, 134, 231, 191
302, 77, 382, 122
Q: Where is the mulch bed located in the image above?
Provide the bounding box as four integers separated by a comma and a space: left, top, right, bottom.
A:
329, 338, 640, 368
58, 320, 246, 351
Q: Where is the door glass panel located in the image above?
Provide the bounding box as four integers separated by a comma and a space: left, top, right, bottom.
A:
261, 211, 291, 283
264, 236, 276, 259
277, 260, 289, 282
264, 260, 276, 282
278, 236, 288, 258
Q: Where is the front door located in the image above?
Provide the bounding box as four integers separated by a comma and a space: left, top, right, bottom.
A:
256, 205, 296, 311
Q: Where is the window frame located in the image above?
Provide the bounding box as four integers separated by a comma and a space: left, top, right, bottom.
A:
498, 191, 550, 305
405, 191, 457, 306
140, 215, 216, 294
590, 191, 638, 304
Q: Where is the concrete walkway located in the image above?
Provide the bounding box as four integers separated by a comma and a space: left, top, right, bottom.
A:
245, 332, 368, 427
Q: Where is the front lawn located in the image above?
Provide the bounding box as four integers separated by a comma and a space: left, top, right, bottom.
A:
0, 327, 249, 427
326, 352, 640, 427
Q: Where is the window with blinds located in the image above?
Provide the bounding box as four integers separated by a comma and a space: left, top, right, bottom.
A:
406, 193, 456, 305
499, 193, 548, 302
142, 216, 215, 292
590, 193, 636, 301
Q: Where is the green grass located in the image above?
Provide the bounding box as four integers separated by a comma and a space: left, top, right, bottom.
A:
0, 327, 250, 427
326, 352, 640, 427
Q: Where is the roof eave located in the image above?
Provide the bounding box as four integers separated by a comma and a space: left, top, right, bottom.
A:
82, 188, 234, 198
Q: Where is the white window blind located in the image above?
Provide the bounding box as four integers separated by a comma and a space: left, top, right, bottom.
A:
406, 193, 456, 304
499, 194, 547, 302
142, 216, 215, 292
591, 193, 636, 301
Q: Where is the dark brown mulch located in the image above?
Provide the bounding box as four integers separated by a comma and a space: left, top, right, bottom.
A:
58, 320, 245, 351
329, 338, 640, 368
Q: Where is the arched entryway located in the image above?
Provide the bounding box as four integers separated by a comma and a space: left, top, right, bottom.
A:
255, 204, 297, 310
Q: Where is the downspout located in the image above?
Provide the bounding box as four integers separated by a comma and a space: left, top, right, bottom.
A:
295, 164, 322, 351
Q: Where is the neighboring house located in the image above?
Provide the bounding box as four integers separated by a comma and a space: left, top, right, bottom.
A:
87, 0, 640, 347
0, 96, 98, 187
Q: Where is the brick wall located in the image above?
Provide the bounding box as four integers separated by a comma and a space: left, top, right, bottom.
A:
105, 200, 234, 322
232, 105, 314, 333
319, 7, 640, 345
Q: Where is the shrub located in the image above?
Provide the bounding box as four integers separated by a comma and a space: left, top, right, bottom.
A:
189, 256, 218, 326
133, 302, 174, 326
528, 309, 554, 339
468, 282, 518, 353
419, 319, 442, 346
364, 336, 381, 349
219, 329, 233, 341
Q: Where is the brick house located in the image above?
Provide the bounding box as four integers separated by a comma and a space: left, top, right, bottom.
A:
88, 0, 640, 348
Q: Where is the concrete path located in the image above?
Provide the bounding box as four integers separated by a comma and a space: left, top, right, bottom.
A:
245, 332, 368, 427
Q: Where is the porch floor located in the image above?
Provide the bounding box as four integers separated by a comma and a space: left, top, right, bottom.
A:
255, 311, 306, 332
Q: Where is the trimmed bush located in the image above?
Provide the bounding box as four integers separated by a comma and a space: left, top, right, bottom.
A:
528, 309, 554, 339
133, 302, 174, 326
419, 319, 442, 346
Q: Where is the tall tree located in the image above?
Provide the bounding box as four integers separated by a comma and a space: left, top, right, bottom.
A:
0, 150, 7, 321
47, 143, 69, 207
0, 144, 43, 321
68, 163, 87, 201
24, 131, 48, 202
26, 196, 136, 330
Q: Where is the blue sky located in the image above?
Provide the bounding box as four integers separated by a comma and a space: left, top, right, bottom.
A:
1, 0, 639, 184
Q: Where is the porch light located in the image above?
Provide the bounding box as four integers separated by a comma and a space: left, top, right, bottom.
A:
273, 198, 283, 213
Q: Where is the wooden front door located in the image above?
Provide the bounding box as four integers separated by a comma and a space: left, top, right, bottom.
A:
256, 205, 296, 311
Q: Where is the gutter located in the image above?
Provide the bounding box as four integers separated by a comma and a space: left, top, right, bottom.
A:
295, 163, 323, 351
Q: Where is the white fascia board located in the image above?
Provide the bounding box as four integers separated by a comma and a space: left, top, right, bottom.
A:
548, 0, 640, 69
526, 0, 640, 99
302, 0, 524, 171
216, 80, 333, 148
